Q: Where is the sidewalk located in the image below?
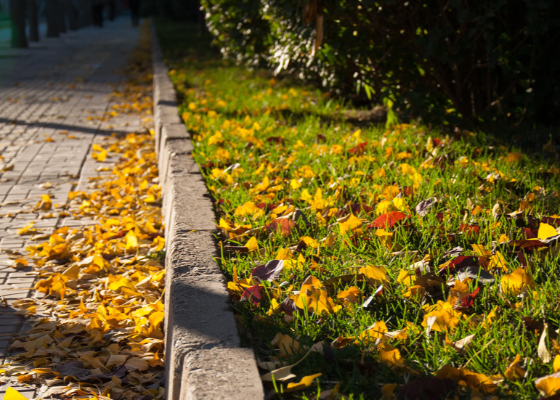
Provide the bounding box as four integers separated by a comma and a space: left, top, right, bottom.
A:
0, 17, 145, 398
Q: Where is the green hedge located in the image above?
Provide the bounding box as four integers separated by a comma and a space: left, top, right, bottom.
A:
201, 0, 271, 66
200, 0, 560, 127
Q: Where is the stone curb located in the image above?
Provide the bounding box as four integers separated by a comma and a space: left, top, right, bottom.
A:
150, 25, 265, 400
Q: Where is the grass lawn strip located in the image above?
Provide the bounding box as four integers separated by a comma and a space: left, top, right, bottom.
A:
158, 22, 560, 399
1, 22, 166, 400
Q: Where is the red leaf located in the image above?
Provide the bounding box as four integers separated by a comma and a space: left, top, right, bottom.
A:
315, 134, 327, 143
459, 287, 480, 308
452, 256, 478, 269
251, 260, 284, 282
255, 202, 277, 212
265, 219, 296, 236
508, 239, 546, 250
349, 203, 375, 216
401, 186, 414, 197
266, 136, 285, 144
521, 227, 538, 239
517, 250, 529, 268
438, 256, 478, 274
459, 223, 480, 234
541, 216, 560, 228
348, 141, 368, 156
369, 211, 408, 229
280, 298, 297, 316
241, 285, 261, 306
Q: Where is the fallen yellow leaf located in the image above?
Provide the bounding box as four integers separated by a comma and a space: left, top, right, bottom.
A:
285, 373, 322, 392
5, 387, 28, 400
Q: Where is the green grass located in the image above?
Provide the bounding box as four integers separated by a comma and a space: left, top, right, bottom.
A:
156, 18, 560, 400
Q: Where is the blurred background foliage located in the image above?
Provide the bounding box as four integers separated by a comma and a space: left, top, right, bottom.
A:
155, 0, 560, 131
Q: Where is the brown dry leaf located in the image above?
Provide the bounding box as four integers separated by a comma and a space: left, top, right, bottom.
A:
271, 333, 303, 358
538, 324, 551, 363
261, 364, 297, 382
125, 357, 150, 371
449, 334, 476, 355
261, 342, 323, 382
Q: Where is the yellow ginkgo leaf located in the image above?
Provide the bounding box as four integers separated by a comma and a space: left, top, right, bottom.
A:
358, 321, 388, 344
471, 244, 492, 256
554, 355, 560, 373
375, 229, 395, 250
535, 375, 560, 397
397, 269, 415, 287
338, 214, 362, 236
422, 301, 462, 332
234, 201, 264, 218
501, 268, 536, 295
489, 251, 508, 272
504, 354, 526, 380
93, 149, 107, 162
538, 222, 558, 240
299, 236, 319, 248
403, 285, 425, 300
381, 383, 398, 400
378, 342, 406, 369
337, 286, 361, 305
436, 365, 499, 393
5, 387, 28, 400
275, 248, 292, 260
17, 222, 37, 235
217, 218, 232, 231
244, 237, 258, 252
285, 373, 322, 392
376, 200, 392, 215
125, 231, 138, 251
359, 265, 388, 285
12, 258, 28, 268
291, 276, 341, 314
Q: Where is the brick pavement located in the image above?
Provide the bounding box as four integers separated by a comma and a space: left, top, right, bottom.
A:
0, 18, 147, 399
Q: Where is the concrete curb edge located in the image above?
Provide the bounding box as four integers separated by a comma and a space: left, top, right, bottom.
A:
150, 24, 265, 400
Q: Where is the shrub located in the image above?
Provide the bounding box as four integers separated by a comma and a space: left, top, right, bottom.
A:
201, 0, 271, 66
201, 0, 560, 127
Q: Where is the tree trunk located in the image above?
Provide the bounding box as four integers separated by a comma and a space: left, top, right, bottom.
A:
107, 0, 116, 21
46, 0, 60, 38
78, 0, 93, 27
28, 0, 40, 41
67, 0, 78, 30
57, 0, 67, 34
198, 9, 208, 35
10, 0, 28, 48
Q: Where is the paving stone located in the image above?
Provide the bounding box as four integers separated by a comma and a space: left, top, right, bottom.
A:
0, 18, 145, 391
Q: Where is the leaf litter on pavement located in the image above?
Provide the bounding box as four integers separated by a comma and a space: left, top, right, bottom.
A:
157, 21, 560, 400
1, 22, 165, 400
